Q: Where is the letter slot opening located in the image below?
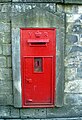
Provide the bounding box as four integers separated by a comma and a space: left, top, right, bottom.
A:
27, 39, 49, 46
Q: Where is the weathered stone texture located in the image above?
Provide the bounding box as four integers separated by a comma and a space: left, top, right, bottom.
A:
64, 7, 82, 107
47, 106, 82, 118
7, 56, 12, 68
0, 2, 81, 120
64, 80, 82, 93
0, 94, 13, 105
0, 4, 11, 13
12, 0, 63, 3
0, 23, 10, 32
3, 44, 11, 55
0, 80, 12, 94
1, 32, 11, 44
0, 45, 2, 54
20, 109, 35, 118
0, 57, 6, 67
12, 3, 56, 13
35, 109, 47, 118
0, 0, 11, 2
0, 68, 12, 80
64, 94, 82, 105
10, 107, 19, 118
0, 106, 10, 118
65, 0, 82, 4
57, 5, 78, 13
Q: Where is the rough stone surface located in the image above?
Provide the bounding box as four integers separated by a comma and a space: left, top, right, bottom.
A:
0, 68, 12, 80
10, 107, 19, 118
64, 94, 82, 105
0, 57, 6, 67
0, 23, 10, 32
0, 32, 10, 44
0, 106, 10, 118
65, 0, 82, 4
0, 2, 82, 120
12, 0, 63, 3
47, 106, 82, 118
0, 4, 11, 13
35, 109, 47, 118
20, 109, 35, 118
0, 94, 13, 105
7, 56, 11, 68
3, 44, 11, 55
0, 45, 2, 54
0, 80, 12, 94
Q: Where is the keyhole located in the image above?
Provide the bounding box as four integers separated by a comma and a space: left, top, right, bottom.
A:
37, 61, 39, 67
34, 58, 42, 72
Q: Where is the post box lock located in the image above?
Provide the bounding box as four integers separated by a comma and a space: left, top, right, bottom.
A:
20, 28, 56, 108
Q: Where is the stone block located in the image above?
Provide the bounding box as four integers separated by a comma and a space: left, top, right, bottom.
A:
7, 56, 12, 67
20, 109, 35, 118
3, 44, 11, 55
0, 106, 10, 118
0, 13, 10, 23
0, 56, 6, 67
65, 67, 77, 81
12, 0, 63, 3
0, 32, 10, 44
64, 94, 82, 105
0, 45, 2, 54
64, 80, 82, 93
0, 68, 12, 80
77, 67, 82, 78
0, 94, 13, 105
12, 3, 56, 13
3, 32, 11, 43
10, 107, 20, 118
66, 34, 78, 44
57, 4, 64, 13
0, 3, 11, 13
78, 6, 82, 13
35, 108, 46, 118
47, 106, 82, 118
66, 14, 81, 23
64, 5, 78, 13
54, 118, 80, 120
65, 0, 82, 4
64, 52, 80, 68
0, 23, 10, 32
0, 80, 12, 94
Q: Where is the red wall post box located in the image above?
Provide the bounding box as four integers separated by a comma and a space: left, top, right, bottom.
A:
20, 28, 56, 108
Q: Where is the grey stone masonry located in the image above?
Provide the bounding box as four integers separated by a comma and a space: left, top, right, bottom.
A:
0, 0, 11, 2
12, 0, 63, 3
0, 2, 82, 120
65, 0, 82, 4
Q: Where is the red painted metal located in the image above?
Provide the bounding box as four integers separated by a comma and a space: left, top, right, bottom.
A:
20, 28, 56, 108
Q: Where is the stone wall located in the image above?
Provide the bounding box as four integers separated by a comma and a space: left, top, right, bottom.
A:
0, 0, 82, 119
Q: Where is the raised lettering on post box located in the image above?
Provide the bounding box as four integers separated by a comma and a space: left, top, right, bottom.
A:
20, 28, 56, 108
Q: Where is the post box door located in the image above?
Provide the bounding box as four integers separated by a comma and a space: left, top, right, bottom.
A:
21, 28, 56, 108
23, 56, 54, 107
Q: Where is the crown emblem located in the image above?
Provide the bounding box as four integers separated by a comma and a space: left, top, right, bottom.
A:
35, 31, 42, 38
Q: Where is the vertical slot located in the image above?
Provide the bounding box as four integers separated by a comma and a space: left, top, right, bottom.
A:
34, 58, 43, 72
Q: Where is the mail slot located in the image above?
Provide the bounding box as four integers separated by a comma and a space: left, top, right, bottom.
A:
20, 28, 56, 108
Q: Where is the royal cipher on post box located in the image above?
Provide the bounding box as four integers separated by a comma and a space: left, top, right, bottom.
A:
20, 28, 56, 108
